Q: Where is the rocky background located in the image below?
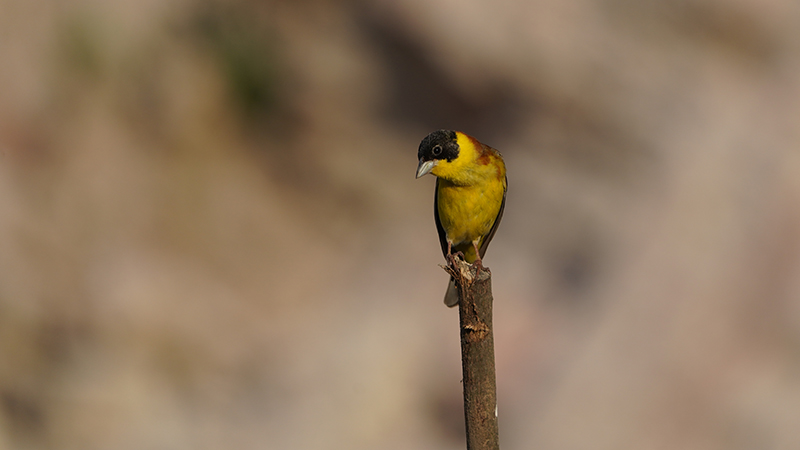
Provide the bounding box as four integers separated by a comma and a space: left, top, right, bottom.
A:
1, 0, 800, 449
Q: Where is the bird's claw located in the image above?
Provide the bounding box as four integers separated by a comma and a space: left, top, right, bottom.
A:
446, 251, 465, 267
473, 258, 485, 279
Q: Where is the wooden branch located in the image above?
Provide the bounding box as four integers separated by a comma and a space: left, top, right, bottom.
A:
444, 257, 500, 450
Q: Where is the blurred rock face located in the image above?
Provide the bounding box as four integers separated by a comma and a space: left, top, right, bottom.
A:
1, 0, 799, 449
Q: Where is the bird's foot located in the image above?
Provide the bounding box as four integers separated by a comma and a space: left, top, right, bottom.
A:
446, 251, 465, 267
473, 257, 485, 279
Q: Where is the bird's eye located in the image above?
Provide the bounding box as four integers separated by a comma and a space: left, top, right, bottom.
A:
432, 145, 442, 156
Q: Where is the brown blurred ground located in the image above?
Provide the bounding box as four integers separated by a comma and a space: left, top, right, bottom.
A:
1, 0, 800, 449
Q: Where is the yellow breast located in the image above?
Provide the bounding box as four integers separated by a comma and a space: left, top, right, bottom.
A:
437, 180, 504, 248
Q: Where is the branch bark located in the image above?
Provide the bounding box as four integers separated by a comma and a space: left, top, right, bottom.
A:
444, 258, 500, 450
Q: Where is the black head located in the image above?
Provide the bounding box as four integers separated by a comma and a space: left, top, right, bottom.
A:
418, 129, 459, 163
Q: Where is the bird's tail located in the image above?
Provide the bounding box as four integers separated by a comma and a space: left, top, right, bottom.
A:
444, 277, 459, 307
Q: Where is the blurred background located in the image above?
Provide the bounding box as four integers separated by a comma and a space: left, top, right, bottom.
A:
1, 0, 800, 449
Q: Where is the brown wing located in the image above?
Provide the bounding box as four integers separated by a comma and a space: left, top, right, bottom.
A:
433, 178, 449, 257
478, 175, 507, 259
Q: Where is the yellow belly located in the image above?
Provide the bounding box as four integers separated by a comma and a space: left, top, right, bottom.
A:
437, 179, 504, 262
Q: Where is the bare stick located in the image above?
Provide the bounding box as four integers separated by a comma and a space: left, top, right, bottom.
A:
444, 258, 500, 450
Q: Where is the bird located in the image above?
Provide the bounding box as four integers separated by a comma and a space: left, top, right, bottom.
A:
416, 130, 507, 307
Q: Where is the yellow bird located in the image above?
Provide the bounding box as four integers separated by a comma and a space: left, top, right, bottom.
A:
416, 130, 507, 307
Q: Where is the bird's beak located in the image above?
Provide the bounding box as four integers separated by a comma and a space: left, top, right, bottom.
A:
416, 160, 437, 179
